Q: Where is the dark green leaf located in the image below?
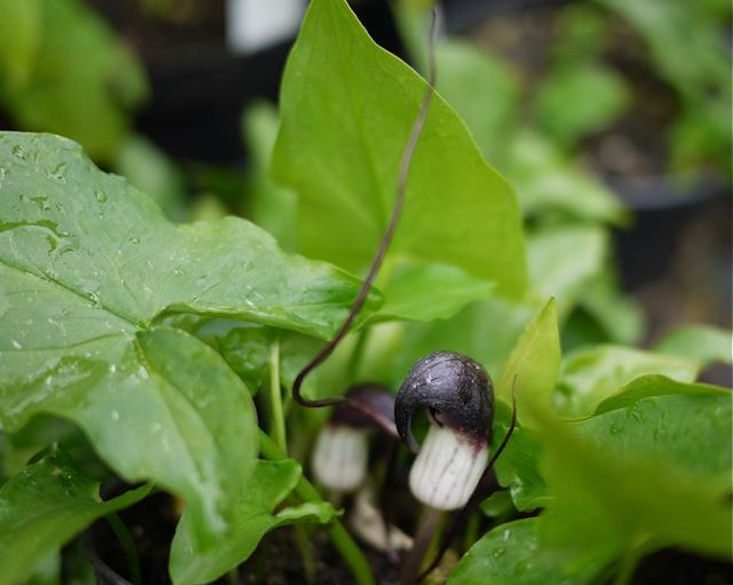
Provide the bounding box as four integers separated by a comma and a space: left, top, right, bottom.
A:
448, 517, 600, 585
0, 449, 150, 585
537, 396, 732, 578
169, 459, 335, 585
0, 132, 368, 543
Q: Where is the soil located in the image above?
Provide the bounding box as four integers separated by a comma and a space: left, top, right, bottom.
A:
82, 483, 733, 584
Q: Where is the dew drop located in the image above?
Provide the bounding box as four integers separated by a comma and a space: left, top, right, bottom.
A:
95, 189, 108, 203
130, 236, 140, 245
493, 547, 506, 558
31, 196, 51, 211
111, 410, 120, 422
50, 163, 67, 182
86, 291, 100, 306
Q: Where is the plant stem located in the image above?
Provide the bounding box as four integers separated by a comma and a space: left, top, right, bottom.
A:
105, 512, 142, 585
400, 506, 442, 584
268, 339, 287, 453
259, 431, 376, 585
293, 524, 317, 583
614, 548, 642, 585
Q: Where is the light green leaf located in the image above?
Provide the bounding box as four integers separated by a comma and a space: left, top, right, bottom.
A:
654, 325, 732, 368
0, 0, 41, 88
241, 102, 297, 252
170, 459, 336, 585
448, 517, 600, 585
376, 261, 495, 322
527, 226, 607, 321
555, 345, 700, 418
114, 134, 186, 220
509, 131, 627, 226
390, 296, 539, 388
272, 0, 526, 306
0, 132, 370, 543
497, 298, 561, 427
534, 63, 630, 148
0, 0, 148, 162
0, 449, 151, 585
434, 39, 519, 169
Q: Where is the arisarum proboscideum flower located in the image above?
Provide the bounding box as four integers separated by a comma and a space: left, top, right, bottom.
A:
311, 383, 396, 495
394, 350, 495, 582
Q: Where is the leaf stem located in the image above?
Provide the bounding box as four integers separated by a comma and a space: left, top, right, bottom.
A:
400, 506, 443, 584
259, 431, 375, 585
268, 339, 287, 453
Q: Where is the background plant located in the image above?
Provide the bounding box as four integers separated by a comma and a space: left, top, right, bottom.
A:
1, 1, 731, 584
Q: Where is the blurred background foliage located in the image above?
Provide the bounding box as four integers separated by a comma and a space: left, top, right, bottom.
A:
0, 0, 729, 366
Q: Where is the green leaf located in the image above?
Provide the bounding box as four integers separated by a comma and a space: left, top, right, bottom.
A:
448, 517, 600, 585
573, 388, 732, 491
537, 393, 732, 579
574, 268, 644, 346
0, 0, 42, 88
497, 298, 561, 427
534, 63, 630, 148
0, 132, 370, 542
241, 102, 298, 252
376, 261, 495, 322
654, 325, 732, 368
114, 134, 186, 220
555, 345, 700, 418
434, 40, 519, 169
0, 0, 148, 162
527, 226, 608, 321
0, 449, 151, 585
390, 296, 539, 388
493, 424, 549, 512
169, 459, 335, 585
509, 131, 627, 226
272, 0, 526, 305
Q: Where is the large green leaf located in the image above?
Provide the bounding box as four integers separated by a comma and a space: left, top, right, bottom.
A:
537, 393, 732, 580
0, 449, 151, 585
170, 459, 335, 585
496, 377, 731, 514
0, 132, 371, 543
573, 388, 732, 491
272, 0, 526, 308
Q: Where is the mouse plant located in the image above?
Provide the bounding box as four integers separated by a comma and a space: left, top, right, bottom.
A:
0, 1, 730, 584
